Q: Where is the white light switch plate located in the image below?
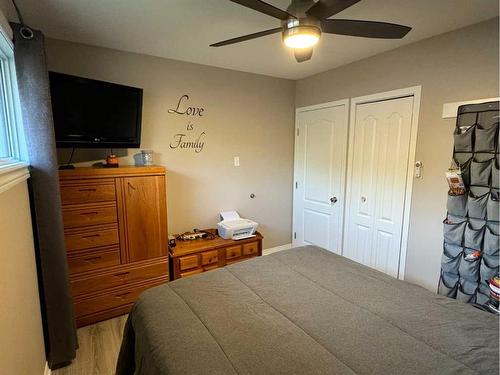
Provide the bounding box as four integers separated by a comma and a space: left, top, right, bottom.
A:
234, 156, 240, 167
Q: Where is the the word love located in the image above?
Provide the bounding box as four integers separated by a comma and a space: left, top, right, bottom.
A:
168, 94, 205, 117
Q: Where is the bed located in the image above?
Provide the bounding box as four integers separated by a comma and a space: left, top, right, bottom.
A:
116, 246, 499, 374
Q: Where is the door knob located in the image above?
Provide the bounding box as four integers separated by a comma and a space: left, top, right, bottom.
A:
330, 197, 338, 204
361, 196, 367, 203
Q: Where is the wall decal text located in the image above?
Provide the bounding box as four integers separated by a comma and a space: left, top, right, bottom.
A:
168, 94, 207, 153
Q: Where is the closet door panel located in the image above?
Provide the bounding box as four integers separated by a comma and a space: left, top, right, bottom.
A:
344, 96, 414, 278
122, 176, 167, 262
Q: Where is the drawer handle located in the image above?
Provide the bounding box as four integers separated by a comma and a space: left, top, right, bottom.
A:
114, 272, 130, 278
80, 211, 99, 216
78, 188, 97, 192
83, 256, 102, 262
82, 234, 100, 239
115, 292, 132, 299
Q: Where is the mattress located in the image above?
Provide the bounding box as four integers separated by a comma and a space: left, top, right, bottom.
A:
116, 246, 499, 374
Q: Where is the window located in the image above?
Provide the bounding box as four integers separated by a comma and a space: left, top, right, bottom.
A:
0, 23, 27, 168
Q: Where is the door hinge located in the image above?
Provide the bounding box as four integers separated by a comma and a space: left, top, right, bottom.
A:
295, 181, 298, 189
294, 232, 297, 239
296, 128, 299, 136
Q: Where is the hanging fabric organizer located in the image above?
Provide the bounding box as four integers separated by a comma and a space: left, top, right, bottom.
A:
439, 101, 500, 307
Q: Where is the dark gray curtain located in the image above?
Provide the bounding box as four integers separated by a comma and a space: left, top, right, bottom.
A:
11, 23, 77, 369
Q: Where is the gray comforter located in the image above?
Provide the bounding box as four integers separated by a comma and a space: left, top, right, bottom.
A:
116, 246, 499, 374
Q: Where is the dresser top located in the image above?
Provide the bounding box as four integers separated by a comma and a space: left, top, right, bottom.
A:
170, 229, 263, 257
59, 165, 166, 179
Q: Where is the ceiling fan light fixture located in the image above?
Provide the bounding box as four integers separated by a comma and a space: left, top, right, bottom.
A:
283, 25, 321, 49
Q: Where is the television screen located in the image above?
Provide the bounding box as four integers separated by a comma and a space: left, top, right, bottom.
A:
49, 72, 143, 148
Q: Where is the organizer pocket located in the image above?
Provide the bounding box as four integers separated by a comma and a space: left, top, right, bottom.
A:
479, 254, 499, 285
438, 272, 459, 298
476, 291, 490, 305
464, 223, 484, 249
458, 250, 480, 281
466, 191, 488, 219
487, 189, 499, 222
453, 155, 472, 186
475, 124, 497, 152
447, 194, 467, 217
484, 226, 499, 255
441, 250, 462, 274
456, 278, 478, 303
443, 242, 463, 258
492, 158, 499, 189
479, 281, 491, 296
453, 125, 474, 152
470, 159, 493, 186
443, 220, 466, 246
476, 282, 491, 305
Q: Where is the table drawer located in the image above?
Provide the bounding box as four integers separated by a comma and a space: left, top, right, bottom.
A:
201, 250, 218, 266
63, 205, 117, 229
67, 247, 121, 275
74, 281, 163, 318
71, 260, 168, 296
242, 242, 259, 256
61, 182, 116, 205
65, 227, 119, 252
225, 245, 242, 260
179, 254, 200, 271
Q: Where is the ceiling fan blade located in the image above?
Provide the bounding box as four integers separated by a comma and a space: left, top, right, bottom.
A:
210, 27, 282, 47
230, 0, 295, 20
294, 47, 313, 63
321, 19, 411, 39
306, 0, 361, 19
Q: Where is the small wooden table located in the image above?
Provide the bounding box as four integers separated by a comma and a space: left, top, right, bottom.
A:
169, 229, 263, 280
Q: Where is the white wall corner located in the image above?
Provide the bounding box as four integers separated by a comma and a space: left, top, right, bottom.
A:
263, 243, 292, 256
0, 6, 12, 41
0, 160, 29, 194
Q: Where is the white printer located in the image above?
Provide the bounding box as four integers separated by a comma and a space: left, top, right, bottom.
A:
217, 211, 259, 240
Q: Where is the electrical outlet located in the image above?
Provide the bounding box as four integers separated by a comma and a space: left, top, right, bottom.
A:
234, 156, 240, 167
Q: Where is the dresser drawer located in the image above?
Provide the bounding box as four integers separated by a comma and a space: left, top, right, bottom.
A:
61, 182, 116, 205
201, 250, 218, 266
71, 259, 168, 296
65, 226, 119, 252
225, 245, 242, 260
179, 254, 200, 271
67, 247, 121, 274
180, 268, 203, 278
242, 242, 259, 256
63, 204, 117, 229
74, 280, 164, 318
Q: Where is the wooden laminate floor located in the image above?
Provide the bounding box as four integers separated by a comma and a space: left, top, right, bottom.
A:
53, 315, 127, 375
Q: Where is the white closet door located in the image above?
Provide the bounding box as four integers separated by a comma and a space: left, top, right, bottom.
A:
293, 101, 348, 253
343, 96, 414, 277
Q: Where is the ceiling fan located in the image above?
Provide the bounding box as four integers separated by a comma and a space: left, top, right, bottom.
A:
210, 0, 412, 63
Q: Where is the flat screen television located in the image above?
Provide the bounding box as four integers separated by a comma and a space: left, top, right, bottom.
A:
49, 72, 143, 148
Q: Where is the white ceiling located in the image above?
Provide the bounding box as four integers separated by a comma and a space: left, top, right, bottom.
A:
0, 0, 498, 79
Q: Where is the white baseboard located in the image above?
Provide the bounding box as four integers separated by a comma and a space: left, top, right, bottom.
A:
263, 243, 292, 256
44, 362, 51, 375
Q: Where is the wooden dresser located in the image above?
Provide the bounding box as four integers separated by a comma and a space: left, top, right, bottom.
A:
169, 230, 263, 279
59, 166, 169, 327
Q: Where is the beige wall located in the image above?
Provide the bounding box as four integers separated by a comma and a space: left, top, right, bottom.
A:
45, 39, 296, 248
0, 182, 46, 375
296, 18, 499, 291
